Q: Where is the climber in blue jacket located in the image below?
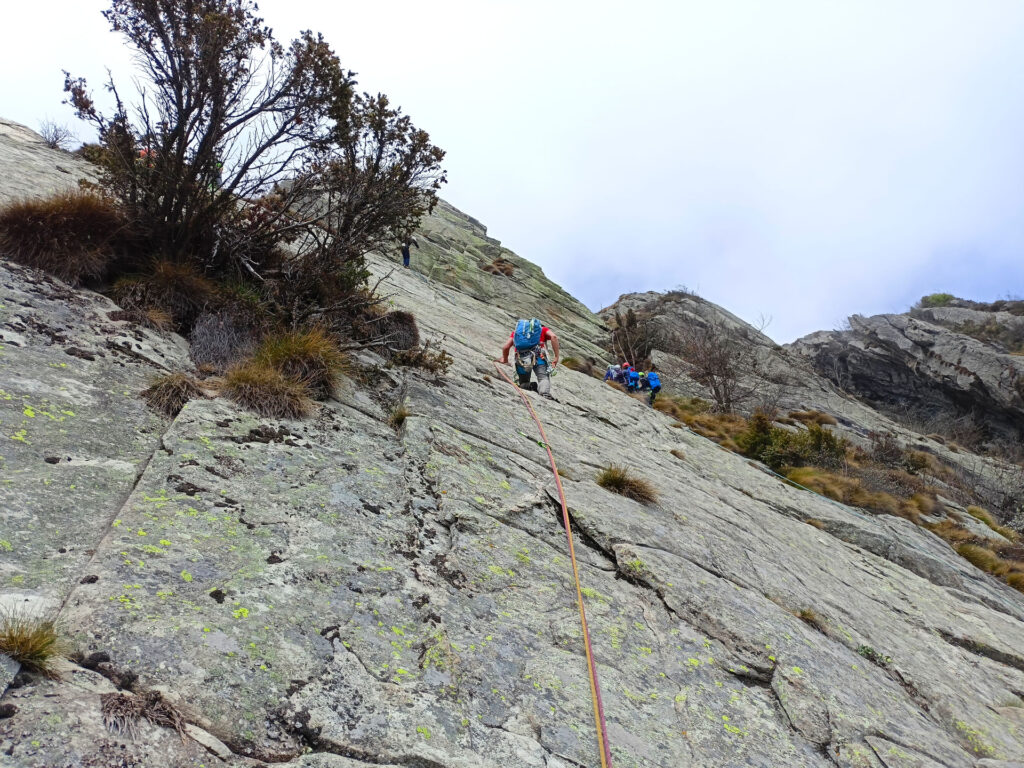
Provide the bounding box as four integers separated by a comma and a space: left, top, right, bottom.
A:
627, 368, 641, 392
646, 370, 662, 406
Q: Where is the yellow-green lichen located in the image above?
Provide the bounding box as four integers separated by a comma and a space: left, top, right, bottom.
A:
954, 720, 997, 757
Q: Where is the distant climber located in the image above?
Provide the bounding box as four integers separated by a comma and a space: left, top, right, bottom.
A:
627, 367, 641, 392
498, 318, 560, 400
604, 364, 621, 382
400, 237, 419, 268
646, 369, 661, 406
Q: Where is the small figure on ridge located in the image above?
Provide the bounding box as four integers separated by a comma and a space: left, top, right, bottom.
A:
400, 237, 419, 268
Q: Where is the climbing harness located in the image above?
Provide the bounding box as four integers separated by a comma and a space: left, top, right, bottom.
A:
492, 362, 614, 768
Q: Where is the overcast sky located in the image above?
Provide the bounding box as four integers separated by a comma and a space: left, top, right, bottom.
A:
3, 1, 1024, 341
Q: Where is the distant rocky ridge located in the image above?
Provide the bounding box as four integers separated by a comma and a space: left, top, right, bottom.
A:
601, 290, 1024, 525
791, 305, 1024, 445
3, 119, 1024, 768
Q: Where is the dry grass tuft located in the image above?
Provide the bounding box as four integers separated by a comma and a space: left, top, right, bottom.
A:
253, 327, 348, 400
789, 410, 838, 426
805, 518, 826, 529
141, 373, 203, 417
797, 608, 829, 633
909, 493, 939, 516
101, 691, 187, 741
968, 505, 1019, 541
1007, 572, 1024, 593
389, 403, 411, 430
145, 308, 174, 331
926, 519, 975, 546
596, 465, 659, 504
956, 544, 1009, 577
785, 467, 910, 519
0, 191, 128, 285
653, 395, 745, 447
481, 257, 515, 276
0, 610, 68, 677
670, 448, 686, 461
223, 361, 313, 419
108, 307, 174, 332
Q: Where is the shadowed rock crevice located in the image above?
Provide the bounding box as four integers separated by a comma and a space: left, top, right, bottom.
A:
935, 629, 1024, 674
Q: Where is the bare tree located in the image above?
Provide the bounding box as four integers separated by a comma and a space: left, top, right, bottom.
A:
677, 318, 762, 412
273, 91, 446, 327
609, 308, 660, 368
63, 0, 354, 269
38, 120, 76, 151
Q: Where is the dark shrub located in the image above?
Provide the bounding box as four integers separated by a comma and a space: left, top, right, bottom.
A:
0, 191, 128, 285
869, 431, 906, 468
38, 120, 76, 151
141, 373, 203, 416
391, 339, 453, 374
223, 362, 312, 419
189, 312, 258, 372
920, 293, 956, 308
112, 260, 217, 331
738, 411, 846, 472
376, 310, 420, 351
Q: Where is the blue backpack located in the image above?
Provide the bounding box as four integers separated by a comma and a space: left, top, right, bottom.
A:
647, 372, 661, 388
513, 319, 543, 350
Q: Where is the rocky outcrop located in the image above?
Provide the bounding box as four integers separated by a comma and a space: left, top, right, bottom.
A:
598, 290, 826, 407
0, 118, 96, 206
3, 120, 1024, 768
603, 290, 1024, 522
792, 313, 1024, 443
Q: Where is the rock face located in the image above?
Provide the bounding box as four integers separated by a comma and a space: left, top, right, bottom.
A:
791, 312, 1024, 444
3, 119, 1024, 768
0, 118, 96, 206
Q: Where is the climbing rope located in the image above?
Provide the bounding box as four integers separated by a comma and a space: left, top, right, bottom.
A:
492, 361, 614, 768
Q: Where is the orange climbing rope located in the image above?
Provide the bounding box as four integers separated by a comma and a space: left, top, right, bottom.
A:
492, 362, 614, 768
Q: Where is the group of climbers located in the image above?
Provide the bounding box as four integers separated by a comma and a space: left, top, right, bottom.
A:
495, 317, 665, 408
604, 363, 662, 405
